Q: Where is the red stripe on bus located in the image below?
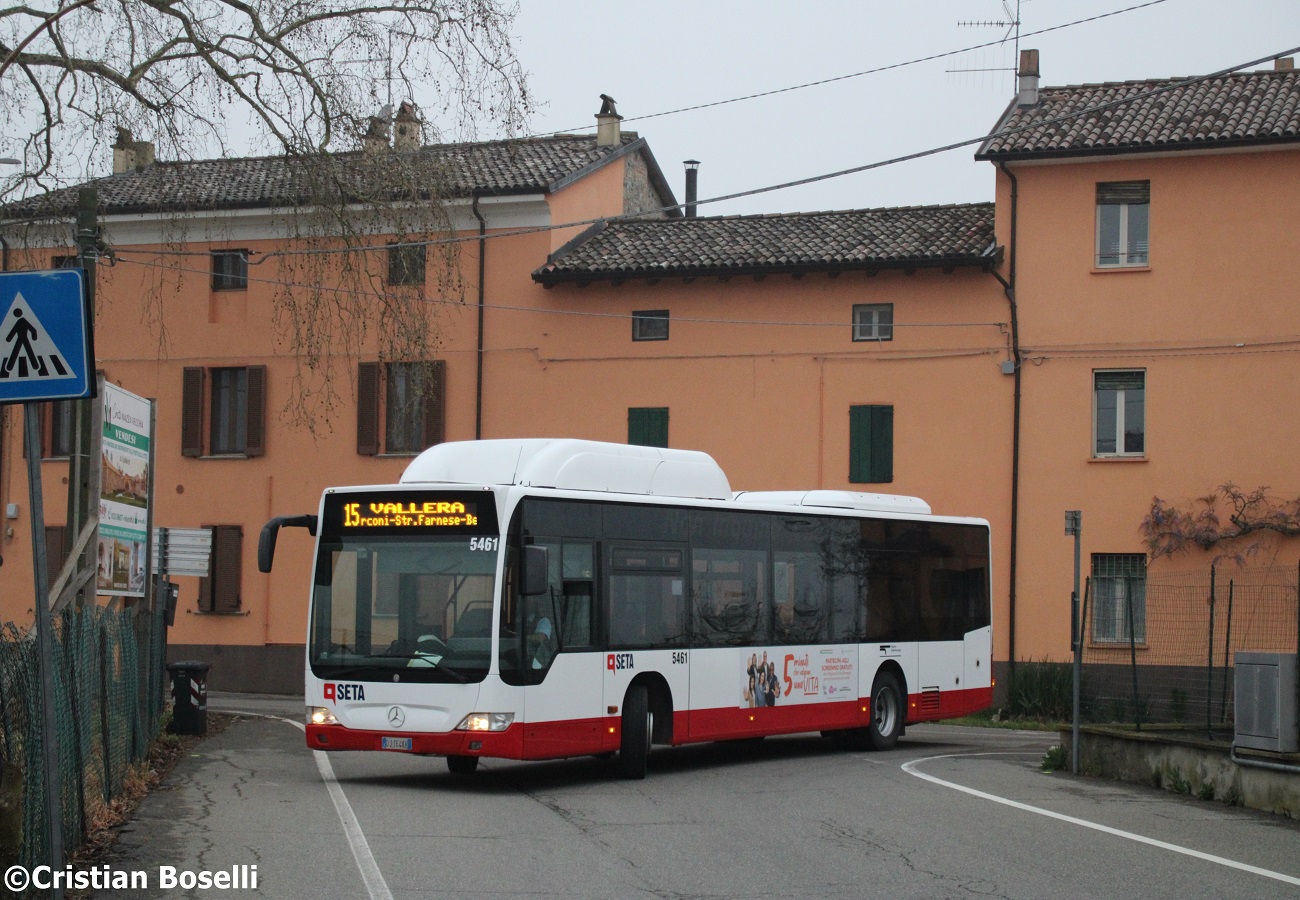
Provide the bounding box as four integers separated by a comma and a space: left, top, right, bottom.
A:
305, 687, 994, 760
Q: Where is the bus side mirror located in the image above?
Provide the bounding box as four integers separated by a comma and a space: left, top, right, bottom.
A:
522, 545, 549, 596
258, 514, 318, 573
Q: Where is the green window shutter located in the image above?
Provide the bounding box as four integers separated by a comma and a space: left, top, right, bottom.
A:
628, 407, 669, 448
849, 405, 893, 483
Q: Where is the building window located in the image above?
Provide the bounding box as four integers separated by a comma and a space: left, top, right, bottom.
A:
181, 366, 266, 457
849, 404, 893, 484
51, 254, 79, 270
852, 304, 894, 341
1094, 370, 1144, 457
199, 525, 243, 613
357, 360, 445, 455
211, 250, 249, 291
632, 310, 669, 342
1096, 181, 1149, 267
628, 407, 668, 448
1091, 553, 1145, 643
388, 242, 427, 286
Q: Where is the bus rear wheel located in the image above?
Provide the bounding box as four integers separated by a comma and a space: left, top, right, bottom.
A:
446, 755, 479, 775
866, 671, 904, 751
619, 685, 653, 780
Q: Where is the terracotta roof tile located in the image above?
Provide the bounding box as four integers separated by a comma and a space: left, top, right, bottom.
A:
978, 69, 1300, 159
533, 204, 997, 284
5, 134, 643, 219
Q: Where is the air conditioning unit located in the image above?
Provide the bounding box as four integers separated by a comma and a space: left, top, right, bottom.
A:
1234, 652, 1299, 754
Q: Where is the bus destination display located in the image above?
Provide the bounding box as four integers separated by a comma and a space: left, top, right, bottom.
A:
324, 490, 498, 537
343, 500, 477, 529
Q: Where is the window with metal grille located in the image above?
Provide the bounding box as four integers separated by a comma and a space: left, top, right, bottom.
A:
1091, 553, 1146, 643
211, 250, 249, 291
181, 366, 266, 457
1096, 181, 1149, 267
1094, 370, 1144, 457
849, 404, 893, 483
632, 310, 669, 341
199, 525, 243, 613
628, 407, 668, 448
387, 242, 426, 285
852, 304, 894, 341
356, 360, 445, 455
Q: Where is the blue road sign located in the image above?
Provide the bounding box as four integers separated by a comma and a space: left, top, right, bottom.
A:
0, 269, 95, 404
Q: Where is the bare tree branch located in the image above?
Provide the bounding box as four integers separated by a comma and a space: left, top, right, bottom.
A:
1142, 483, 1300, 563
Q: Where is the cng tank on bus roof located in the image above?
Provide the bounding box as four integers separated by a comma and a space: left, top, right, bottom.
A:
731, 489, 932, 516
400, 438, 733, 500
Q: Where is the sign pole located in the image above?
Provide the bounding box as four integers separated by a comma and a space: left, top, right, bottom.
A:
24, 402, 65, 892
67, 187, 99, 607
1065, 510, 1082, 776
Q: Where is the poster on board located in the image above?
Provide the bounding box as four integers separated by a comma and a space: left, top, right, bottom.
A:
97, 383, 152, 596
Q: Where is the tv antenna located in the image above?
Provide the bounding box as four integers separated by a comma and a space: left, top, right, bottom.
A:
948, 0, 1022, 92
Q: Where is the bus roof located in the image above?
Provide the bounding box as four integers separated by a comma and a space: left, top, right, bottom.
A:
399, 440, 939, 517
400, 438, 733, 500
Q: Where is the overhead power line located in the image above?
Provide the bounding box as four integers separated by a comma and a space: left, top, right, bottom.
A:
533, 0, 1172, 137
102, 41, 1298, 267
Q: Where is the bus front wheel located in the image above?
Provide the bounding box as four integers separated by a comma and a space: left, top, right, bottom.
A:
867, 671, 904, 751
446, 755, 479, 775
619, 685, 653, 780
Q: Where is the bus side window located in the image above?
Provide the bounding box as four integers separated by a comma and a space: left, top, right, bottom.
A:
560, 542, 596, 648
609, 546, 686, 649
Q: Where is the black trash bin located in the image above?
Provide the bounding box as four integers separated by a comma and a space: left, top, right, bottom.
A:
167, 660, 211, 736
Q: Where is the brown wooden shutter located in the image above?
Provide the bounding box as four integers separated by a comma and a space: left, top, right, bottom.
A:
357, 362, 380, 455
181, 367, 205, 457
421, 360, 446, 448
244, 365, 266, 457
198, 525, 242, 612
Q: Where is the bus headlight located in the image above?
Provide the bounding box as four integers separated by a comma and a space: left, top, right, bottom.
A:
455, 712, 514, 732
308, 706, 338, 726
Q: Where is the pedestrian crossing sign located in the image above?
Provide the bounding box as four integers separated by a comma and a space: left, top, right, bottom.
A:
0, 269, 95, 404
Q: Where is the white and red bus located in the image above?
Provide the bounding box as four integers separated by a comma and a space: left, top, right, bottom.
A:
259, 439, 992, 778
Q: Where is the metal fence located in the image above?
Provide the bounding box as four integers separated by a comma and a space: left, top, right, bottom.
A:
0, 601, 167, 880
1079, 563, 1300, 733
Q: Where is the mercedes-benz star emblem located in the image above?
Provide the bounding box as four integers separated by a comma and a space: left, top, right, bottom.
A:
387, 706, 405, 727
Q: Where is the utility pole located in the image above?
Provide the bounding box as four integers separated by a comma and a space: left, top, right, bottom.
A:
67, 188, 98, 605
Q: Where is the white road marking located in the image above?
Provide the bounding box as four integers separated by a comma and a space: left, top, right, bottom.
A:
902, 751, 1300, 888
280, 717, 396, 900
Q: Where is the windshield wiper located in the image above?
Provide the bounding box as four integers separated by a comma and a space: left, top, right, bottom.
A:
315, 657, 467, 684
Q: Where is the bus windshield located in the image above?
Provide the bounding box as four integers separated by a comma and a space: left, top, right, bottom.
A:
309, 535, 499, 684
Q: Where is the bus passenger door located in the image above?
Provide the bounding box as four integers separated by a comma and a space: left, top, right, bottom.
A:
520, 540, 606, 758
604, 543, 690, 749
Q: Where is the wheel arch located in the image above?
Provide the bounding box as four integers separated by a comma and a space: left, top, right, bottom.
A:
628, 672, 674, 745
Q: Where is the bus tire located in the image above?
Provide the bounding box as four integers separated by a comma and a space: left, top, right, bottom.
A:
619, 685, 653, 780
867, 671, 904, 751
446, 755, 479, 775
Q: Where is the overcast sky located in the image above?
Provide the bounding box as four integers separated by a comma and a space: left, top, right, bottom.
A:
509, 0, 1299, 216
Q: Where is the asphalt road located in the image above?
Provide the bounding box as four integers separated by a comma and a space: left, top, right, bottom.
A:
89, 696, 1300, 899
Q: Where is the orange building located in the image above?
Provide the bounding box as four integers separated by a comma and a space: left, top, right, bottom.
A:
1, 58, 1297, 692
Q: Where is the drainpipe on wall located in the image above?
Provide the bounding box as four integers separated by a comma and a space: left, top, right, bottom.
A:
993, 161, 1023, 677
471, 195, 487, 440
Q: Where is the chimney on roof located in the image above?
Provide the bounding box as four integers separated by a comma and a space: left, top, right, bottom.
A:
683, 160, 700, 218
596, 94, 622, 147
363, 106, 392, 153
1017, 49, 1040, 106
393, 101, 422, 152
1277, 57, 1295, 72
112, 127, 155, 174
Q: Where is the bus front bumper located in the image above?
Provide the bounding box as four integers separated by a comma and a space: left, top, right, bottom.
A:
305, 723, 524, 758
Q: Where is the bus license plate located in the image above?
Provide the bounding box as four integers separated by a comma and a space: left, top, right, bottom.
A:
381, 736, 412, 751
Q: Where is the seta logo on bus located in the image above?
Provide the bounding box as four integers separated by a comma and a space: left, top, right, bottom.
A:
607, 653, 635, 672
323, 683, 365, 703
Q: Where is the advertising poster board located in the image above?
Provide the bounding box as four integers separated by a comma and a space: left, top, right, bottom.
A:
98, 383, 153, 596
